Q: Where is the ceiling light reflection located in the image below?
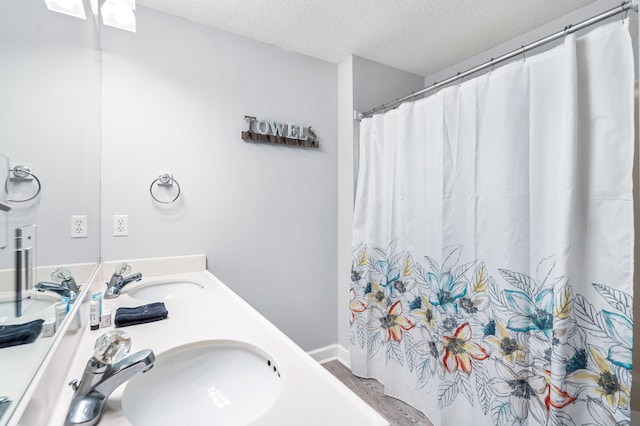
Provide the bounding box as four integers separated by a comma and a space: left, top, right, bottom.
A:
44, 0, 86, 20
206, 386, 231, 409
101, 0, 136, 32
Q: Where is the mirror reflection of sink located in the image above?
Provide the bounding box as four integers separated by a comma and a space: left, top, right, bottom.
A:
122, 340, 282, 426
126, 279, 204, 301
0, 294, 58, 320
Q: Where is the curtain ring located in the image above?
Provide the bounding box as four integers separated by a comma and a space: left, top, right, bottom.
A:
521, 45, 526, 62
7, 166, 42, 202
150, 173, 181, 204
489, 58, 495, 75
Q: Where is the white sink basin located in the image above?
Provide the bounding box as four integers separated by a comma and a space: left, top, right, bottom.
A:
122, 340, 282, 426
126, 279, 204, 300
0, 294, 58, 321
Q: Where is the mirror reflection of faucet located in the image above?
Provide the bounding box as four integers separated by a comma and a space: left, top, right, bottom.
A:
65, 330, 155, 426
34, 268, 80, 302
34, 282, 76, 302
104, 263, 142, 299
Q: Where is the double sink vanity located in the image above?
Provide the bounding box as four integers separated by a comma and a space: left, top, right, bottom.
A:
5, 255, 388, 426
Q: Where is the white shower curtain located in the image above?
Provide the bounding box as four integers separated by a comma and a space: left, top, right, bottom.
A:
351, 21, 634, 426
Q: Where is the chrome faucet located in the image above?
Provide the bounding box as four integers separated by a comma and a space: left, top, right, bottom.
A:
65, 331, 155, 426
104, 263, 142, 299
52, 268, 80, 293
35, 281, 77, 301
35, 268, 80, 301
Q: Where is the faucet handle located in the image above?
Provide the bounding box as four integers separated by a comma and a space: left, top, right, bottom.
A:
114, 263, 131, 276
68, 379, 80, 391
51, 267, 72, 282
94, 330, 132, 364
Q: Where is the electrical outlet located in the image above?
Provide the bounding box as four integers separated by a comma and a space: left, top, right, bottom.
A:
71, 215, 88, 238
113, 215, 128, 237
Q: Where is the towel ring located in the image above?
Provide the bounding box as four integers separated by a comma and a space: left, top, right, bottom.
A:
7, 165, 41, 202
150, 173, 181, 204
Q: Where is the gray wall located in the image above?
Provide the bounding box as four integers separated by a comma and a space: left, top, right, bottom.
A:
100, 7, 338, 351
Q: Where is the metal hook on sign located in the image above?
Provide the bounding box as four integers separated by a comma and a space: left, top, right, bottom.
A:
7, 165, 41, 202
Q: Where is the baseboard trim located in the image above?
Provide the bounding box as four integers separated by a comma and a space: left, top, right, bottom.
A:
307, 344, 351, 368
337, 344, 351, 368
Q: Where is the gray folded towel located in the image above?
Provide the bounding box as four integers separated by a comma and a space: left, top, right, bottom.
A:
0, 319, 44, 349
114, 302, 168, 327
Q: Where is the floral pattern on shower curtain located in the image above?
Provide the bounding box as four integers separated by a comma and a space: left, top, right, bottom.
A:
350, 21, 634, 426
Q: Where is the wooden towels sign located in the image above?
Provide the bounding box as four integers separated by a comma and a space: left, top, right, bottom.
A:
242, 116, 319, 148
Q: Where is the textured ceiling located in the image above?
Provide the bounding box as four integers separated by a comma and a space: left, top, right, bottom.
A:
136, 0, 598, 77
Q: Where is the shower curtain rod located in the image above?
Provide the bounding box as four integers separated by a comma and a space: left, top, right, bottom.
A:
359, 1, 637, 119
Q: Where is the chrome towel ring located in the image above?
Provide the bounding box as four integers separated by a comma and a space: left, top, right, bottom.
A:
7, 165, 42, 202
150, 173, 181, 204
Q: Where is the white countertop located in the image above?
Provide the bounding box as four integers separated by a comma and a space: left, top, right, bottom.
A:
44, 266, 388, 426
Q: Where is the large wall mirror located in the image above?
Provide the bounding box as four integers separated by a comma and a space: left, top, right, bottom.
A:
0, 0, 101, 423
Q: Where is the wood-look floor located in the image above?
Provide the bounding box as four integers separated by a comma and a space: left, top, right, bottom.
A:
323, 360, 434, 426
